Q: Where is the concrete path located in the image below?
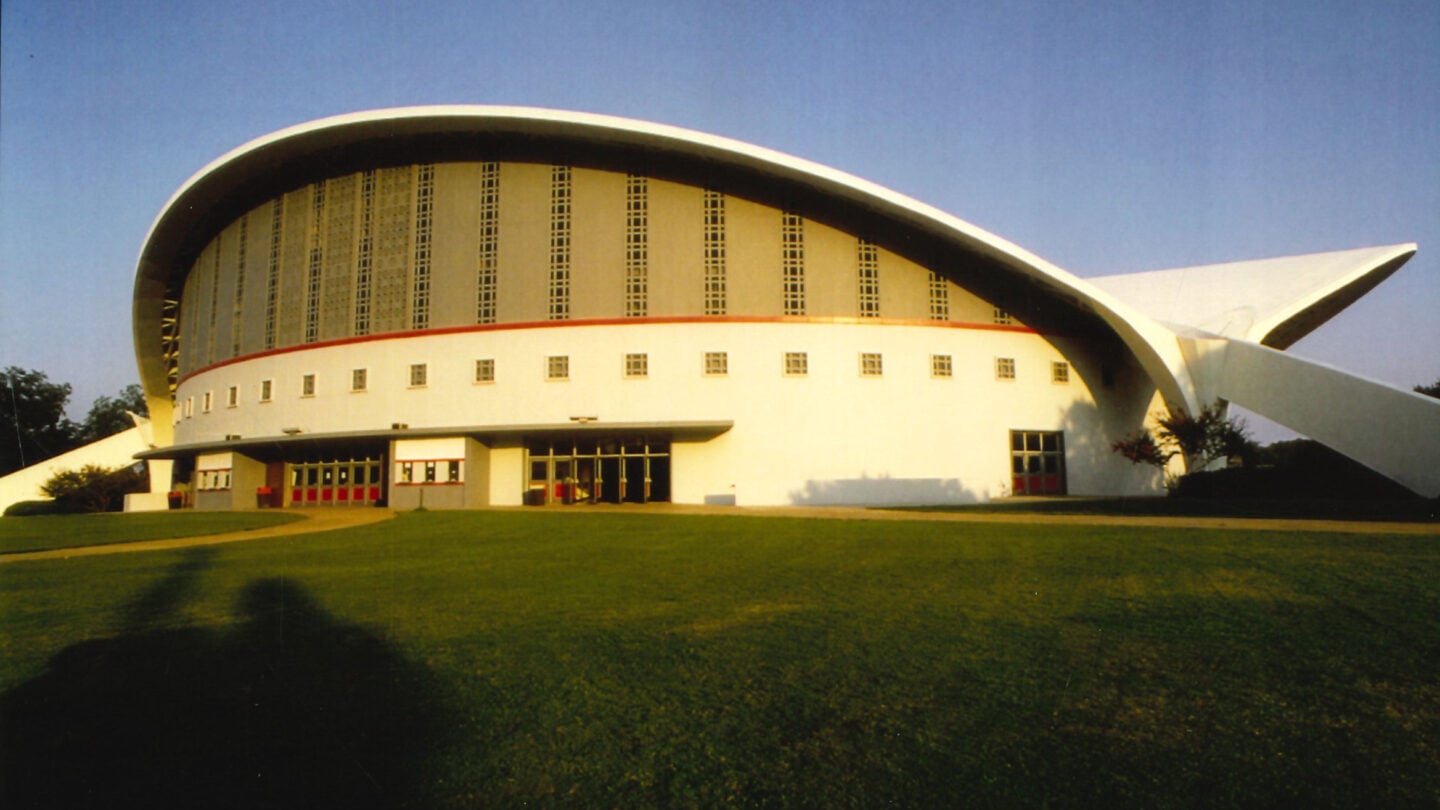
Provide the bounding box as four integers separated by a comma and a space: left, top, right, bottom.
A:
494, 502, 1440, 536
4, 502, 1434, 565
1, 507, 396, 564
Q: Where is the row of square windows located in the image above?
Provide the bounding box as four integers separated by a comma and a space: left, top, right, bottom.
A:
180, 356, 1070, 416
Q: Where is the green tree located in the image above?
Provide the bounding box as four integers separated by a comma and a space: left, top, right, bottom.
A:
40, 463, 148, 513
1415, 379, 1440, 399
1, 367, 79, 475
78, 384, 148, 443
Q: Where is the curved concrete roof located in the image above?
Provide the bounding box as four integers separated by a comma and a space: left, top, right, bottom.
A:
132, 106, 1214, 429
1090, 243, 1416, 349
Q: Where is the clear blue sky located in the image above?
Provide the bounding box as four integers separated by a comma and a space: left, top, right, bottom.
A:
2, 0, 1436, 440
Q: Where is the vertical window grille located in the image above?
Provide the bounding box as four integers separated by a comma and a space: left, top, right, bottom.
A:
352, 368, 368, 391
703, 190, 727, 315
860, 353, 883, 377
354, 170, 376, 335
206, 240, 221, 365
625, 175, 648, 317
996, 357, 1017, 380
411, 164, 435, 330
226, 385, 238, 408
264, 199, 283, 349
475, 358, 495, 383
857, 238, 880, 318
409, 363, 428, 387
202, 391, 213, 413
1052, 361, 1070, 383
928, 271, 949, 320
304, 182, 326, 343
231, 215, 248, 356
931, 354, 953, 378
547, 355, 569, 380
301, 373, 316, 396
784, 352, 808, 376
260, 379, 273, 402
548, 165, 572, 320
782, 212, 806, 315
160, 283, 181, 398
476, 162, 500, 324
625, 352, 648, 378
704, 351, 728, 376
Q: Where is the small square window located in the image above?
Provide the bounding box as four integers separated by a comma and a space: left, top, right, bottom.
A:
301, 373, 316, 397
996, 357, 1016, 380
202, 391, 213, 413
704, 351, 728, 376
1052, 361, 1070, 384
931, 354, 953, 378
784, 351, 808, 376
860, 352, 883, 377
475, 358, 495, 383
259, 379, 273, 402
352, 368, 368, 391
409, 364, 427, 387
547, 355, 569, 380
226, 386, 239, 408
625, 353, 648, 378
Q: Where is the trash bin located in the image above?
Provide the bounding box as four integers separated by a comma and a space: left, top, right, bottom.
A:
167, 491, 183, 510
256, 486, 273, 508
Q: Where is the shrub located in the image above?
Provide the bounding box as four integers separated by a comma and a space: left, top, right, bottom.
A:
3, 500, 67, 517
1112, 400, 1257, 489
40, 463, 149, 513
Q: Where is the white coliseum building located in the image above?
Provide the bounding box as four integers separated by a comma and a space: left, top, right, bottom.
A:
130, 106, 1440, 510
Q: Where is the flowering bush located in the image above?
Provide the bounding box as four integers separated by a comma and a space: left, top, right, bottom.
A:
1112, 400, 1256, 488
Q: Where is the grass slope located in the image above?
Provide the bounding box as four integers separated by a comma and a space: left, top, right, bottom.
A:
0, 511, 303, 554
2, 511, 1437, 808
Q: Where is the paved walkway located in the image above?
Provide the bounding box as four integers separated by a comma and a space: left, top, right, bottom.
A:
0, 507, 396, 564
490, 502, 1440, 536
4, 502, 1433, 564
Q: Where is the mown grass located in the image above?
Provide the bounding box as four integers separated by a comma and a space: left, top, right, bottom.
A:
902, 496, 1440, 522
0, 510, 303, 554
2, 511, 1437, 808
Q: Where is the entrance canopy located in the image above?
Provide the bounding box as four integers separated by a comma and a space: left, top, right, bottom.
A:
135, 419, 734, 461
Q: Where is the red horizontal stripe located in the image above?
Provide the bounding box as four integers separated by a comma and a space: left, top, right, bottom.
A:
179, 315, 1038, 384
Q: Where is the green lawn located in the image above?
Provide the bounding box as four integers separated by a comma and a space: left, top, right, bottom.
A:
903, 495, 1440, 522
0, 510, 302, 554
2, 511, 1437, 808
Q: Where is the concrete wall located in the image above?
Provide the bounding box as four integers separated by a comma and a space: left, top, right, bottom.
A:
0, 426, 152, 514
173, 320, 1155, 506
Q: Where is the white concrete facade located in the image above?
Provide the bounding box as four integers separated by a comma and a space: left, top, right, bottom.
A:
169, 319, 1159, 506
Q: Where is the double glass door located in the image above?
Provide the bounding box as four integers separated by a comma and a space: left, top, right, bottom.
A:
1010, 431, 1066, 495
527, 438, 670, 504
288, 458, 383, 506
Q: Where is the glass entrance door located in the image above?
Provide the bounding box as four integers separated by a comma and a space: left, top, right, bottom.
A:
288, 457, 384, 506
1011, 431, 1066, 495
525, 437, 670, 505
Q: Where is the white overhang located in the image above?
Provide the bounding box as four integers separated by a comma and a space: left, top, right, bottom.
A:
1088, 244, 1417, 348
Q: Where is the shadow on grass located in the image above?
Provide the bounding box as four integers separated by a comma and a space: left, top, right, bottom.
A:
1, 550, 453, 809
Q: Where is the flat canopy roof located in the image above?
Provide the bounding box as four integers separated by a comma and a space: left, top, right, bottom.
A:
135, 420, 734, 461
